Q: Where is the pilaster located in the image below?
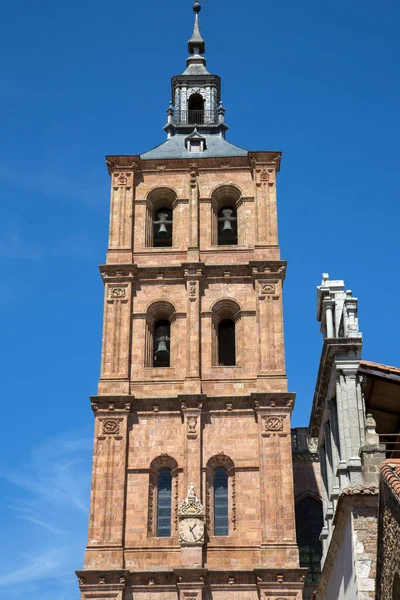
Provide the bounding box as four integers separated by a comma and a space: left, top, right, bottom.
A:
107, 163, 137, 263
254, 394, 299, 568
84, 399, 131, 569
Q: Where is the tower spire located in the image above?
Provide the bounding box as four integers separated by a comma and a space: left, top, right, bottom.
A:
188, 2, 205, 55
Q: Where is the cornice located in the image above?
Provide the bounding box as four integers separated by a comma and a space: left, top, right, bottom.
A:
105, 151, 281, 175
99, 261, 287, 283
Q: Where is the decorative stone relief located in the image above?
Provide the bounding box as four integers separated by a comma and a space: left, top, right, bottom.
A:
189, 281, 197, 300
260, 283, 276, 296
187, 416, 198, 432
113, 172, 132, 187
206, 481, 211, 534
102, 419, 120, 435
148, 482, 154, 533
109, 287, 126, 299
306, 435, 318, 451
260, 168, 270, 181
178, 484, 204, 516
232, 471, 237, 530
174, 475, 179, 532
264, 416, 284, 432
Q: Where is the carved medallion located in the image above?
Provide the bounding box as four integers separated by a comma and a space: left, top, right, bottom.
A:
260, 283, 276, 296
102, 419, 120, 435
265, 416, 284, 432
109, 287, 126, 299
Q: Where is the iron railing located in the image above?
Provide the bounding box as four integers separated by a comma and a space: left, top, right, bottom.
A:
173, 109, 218, 125
378, 433, 400, 458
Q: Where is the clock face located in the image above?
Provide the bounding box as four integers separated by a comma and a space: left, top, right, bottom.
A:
179, 518, 204, 544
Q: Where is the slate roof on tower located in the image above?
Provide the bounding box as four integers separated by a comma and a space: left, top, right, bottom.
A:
140, 1, 248, 160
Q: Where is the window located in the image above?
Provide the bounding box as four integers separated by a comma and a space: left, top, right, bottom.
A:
214, 467, 229, 536
188, 93, 204, 124
153, 320, 171, 368
218, 319, 236, 366
153, 208, 172, 247
217, 206, 238, 245
157, 468, 172, 537
295, 497, 323, 583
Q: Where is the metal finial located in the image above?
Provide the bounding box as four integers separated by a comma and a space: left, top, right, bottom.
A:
188, 1, 205, 55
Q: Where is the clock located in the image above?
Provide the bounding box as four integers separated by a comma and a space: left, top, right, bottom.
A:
179, 517, 205, 544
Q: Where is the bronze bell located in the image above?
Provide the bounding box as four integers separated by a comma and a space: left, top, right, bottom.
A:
155, 337, 169, 358
157, 213, 169, 236
157, 221, 168, 236
221, 208, 234, 232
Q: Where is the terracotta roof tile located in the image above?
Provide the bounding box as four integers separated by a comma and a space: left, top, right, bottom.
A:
380, 459, 400, 501
359, 360, 400, 376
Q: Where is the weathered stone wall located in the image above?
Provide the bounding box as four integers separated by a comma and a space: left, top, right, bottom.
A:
315, 493, 378, 600
376, 463, 400, 600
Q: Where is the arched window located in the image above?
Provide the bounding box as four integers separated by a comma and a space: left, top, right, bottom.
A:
188, 93, 204, 124
218, 206, 238, 245
153, 320, 171, 368
295, 497, 323, 583
218, 319, 236, 366
153, 207, 172, 247
157, 468, 172, 537
214, 467, 229, 536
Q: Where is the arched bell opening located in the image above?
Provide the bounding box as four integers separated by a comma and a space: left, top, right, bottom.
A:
145, 186, 177, 248
211, 184, 243, 246
153, 320, 171, 368
217, 319, 236, 366
153, 207, 173, 247
188, 93, 205, 124
217, 206, 238, 245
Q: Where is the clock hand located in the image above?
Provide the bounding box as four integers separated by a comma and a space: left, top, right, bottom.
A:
189, 523, 197, 533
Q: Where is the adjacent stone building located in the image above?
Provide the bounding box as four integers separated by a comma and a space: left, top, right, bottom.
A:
76, 4, 306, 599
309, 276, 400, 600
376, 460, 400, 600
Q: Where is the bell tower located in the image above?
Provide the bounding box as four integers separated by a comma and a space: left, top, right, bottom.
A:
77, 3, 306, 599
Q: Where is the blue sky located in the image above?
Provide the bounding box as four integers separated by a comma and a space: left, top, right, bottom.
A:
1, 0, 399, 597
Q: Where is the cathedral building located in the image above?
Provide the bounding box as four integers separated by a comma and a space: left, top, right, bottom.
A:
76, 3, 308, 599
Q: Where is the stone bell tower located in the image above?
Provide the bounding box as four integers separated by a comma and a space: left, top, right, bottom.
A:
76, 3, 306, 599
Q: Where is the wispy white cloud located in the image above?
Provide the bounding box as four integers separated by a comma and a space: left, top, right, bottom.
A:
3, 432, 92, 514
0, 429, 92, 593
0, 550, 64, 587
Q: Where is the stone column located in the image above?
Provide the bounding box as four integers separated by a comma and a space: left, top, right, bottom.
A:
84, 401, 131, 569
324, 297, 335, 338
184, 266, 203, 393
